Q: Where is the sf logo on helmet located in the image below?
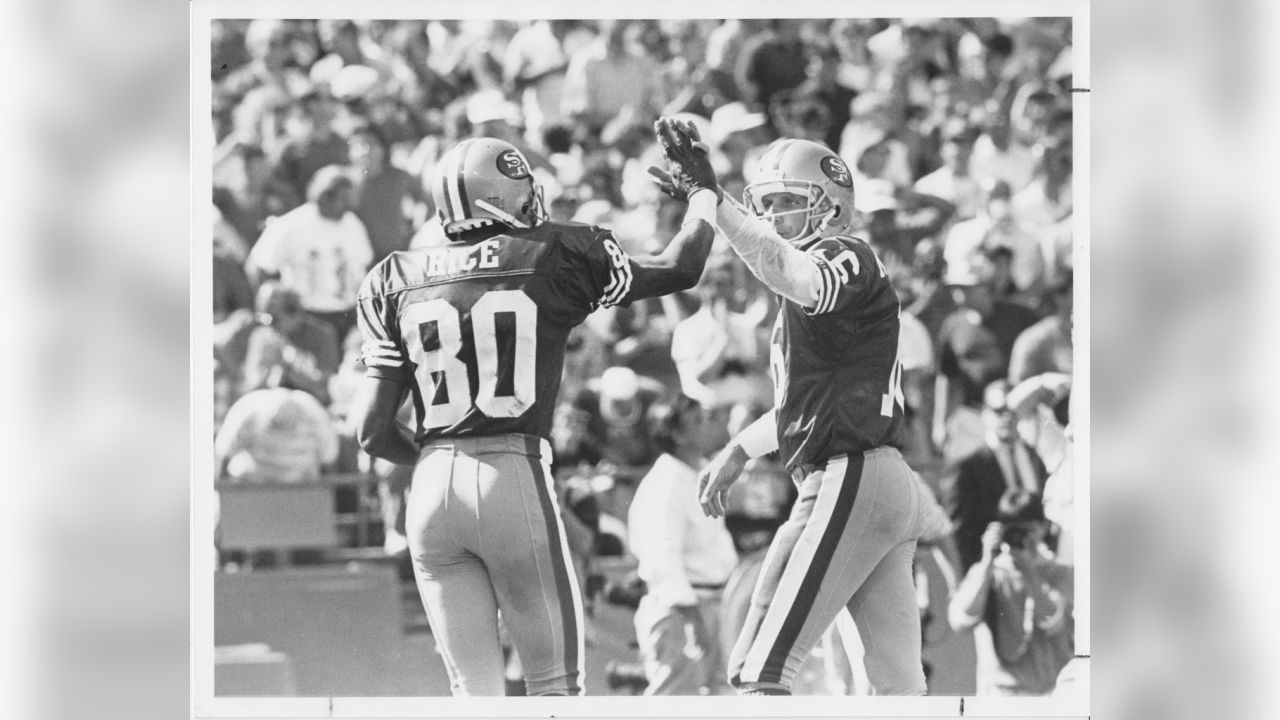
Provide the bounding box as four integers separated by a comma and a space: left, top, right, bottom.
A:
820, 156, 852, 188
496, 150, 531, 180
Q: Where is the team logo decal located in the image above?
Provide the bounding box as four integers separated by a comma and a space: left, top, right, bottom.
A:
496, 149, 531, 179
820, 156, 852, 187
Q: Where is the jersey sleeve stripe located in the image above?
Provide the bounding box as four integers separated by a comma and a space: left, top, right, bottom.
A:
361, 355, 404, 369
812, 257, 838, 314
600, 259, 633, 307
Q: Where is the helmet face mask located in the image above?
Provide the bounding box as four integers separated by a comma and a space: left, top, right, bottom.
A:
744, 139, 855, 249
431, 138, 547, 240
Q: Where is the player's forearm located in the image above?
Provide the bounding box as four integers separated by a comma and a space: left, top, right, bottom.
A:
732, 409, 779, 459
627, 191, 717, 299
714, 199, 822, 307
359, 421, 420, 466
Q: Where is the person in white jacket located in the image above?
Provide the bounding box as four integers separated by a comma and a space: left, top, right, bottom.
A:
628, 396, 739, 695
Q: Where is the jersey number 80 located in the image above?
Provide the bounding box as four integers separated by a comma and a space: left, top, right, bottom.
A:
402, 289, 537, 430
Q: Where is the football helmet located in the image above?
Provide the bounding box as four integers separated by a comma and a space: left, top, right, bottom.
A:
430, 137, 546, 238
743, 139, 857, 248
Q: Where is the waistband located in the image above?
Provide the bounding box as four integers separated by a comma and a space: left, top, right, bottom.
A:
788, 446, 902, 484
419, 433, 552, 460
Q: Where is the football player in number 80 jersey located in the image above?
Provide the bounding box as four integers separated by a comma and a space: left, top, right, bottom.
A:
653, 134, 936, 695
350, 123, 717, 696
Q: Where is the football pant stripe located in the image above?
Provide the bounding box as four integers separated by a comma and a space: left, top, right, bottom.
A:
528, 449, 583, 694
738, 454, 862, 685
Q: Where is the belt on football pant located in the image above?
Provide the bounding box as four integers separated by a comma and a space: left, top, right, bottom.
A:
789, 460, 829, 485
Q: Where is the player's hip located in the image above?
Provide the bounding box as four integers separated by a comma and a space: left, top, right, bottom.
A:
787, 448, 922, 540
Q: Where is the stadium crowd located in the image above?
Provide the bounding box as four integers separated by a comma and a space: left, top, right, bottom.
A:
210, 17, 1077, 696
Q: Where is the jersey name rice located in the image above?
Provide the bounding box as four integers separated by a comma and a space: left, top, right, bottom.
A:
356, 222, 633, 442
770, 235, 905, 470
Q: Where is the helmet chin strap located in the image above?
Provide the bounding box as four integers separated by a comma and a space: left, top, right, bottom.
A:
474, 199, 529, 229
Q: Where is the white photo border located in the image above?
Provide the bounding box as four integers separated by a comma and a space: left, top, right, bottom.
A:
190, 1, 1091, 717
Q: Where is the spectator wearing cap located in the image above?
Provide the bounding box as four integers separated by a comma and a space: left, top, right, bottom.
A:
564, 367, 665, 476
561, 20, 664, 137
246, 165, 373, 342
855, 178, 955, 269
273, 89, 350, 201
349, 124, 427, 264
948, 488, 1073, 695
939, 380, 1047, 573
938, 255, 1040, 369
943, 180, 1045, 301
215, 386, 340, 485
242, 281, 342, 405
628, 396, 739, 695
915, 121, 984, 221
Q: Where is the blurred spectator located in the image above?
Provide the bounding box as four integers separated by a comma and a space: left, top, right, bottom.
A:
273, 88, 350, 200
212, 207, 255, 323
503, 20, 593, 143
213, 142, 303, 248
932, 258, 1039, 448
1009, 271, 1073, 384
943, 180, 1045, 302
629, 397, 739, 695
670, 255, 767, 407
904, 238, 957, 339
1012, 139, 1073, 285
214, 387, 340, 484
558, 367, 664, 473
948, 489, 1073, 695
970, 99, 1037, 193
562, 20, 664, 136
242, 282, 341, 404
659, 20, 732, 119
349, 124, 427, 264
735, 19, 809, 112
940, 380, 1047, 572
855, 182, 954, 268
914, 120, 983, 221
246, 165, 373, 341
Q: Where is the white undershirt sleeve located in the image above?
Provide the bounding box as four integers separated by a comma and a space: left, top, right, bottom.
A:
714, 199, 824, 308
735, 410, 780, 459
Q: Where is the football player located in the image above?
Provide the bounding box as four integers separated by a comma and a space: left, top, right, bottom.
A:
350, 122, 717, 696
654, 132, 934, 695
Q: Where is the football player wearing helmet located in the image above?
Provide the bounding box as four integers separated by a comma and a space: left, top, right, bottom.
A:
653, 134, 933, 695
350, 124, 716, 696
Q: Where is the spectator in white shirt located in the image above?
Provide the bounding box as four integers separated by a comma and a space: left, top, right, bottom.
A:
247, 164, 374, 342
943, 180, 1044, 300
969, 101, 1037, 193
914, 120, 983, 221
215, 386, 339, 484
628, 396, 740, 695
670, 254, 767, 407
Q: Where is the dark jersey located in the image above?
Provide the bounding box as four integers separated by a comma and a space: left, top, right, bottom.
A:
770, 235, 904, 471
356, 221, 634, 443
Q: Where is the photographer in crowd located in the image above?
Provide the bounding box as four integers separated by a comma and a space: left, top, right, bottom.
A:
948, 488, 1073, 695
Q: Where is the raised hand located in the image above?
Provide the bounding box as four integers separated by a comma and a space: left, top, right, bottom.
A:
648, 116, 722, 202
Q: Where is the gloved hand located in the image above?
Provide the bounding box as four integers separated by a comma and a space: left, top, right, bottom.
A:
648, 116, 722, 203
